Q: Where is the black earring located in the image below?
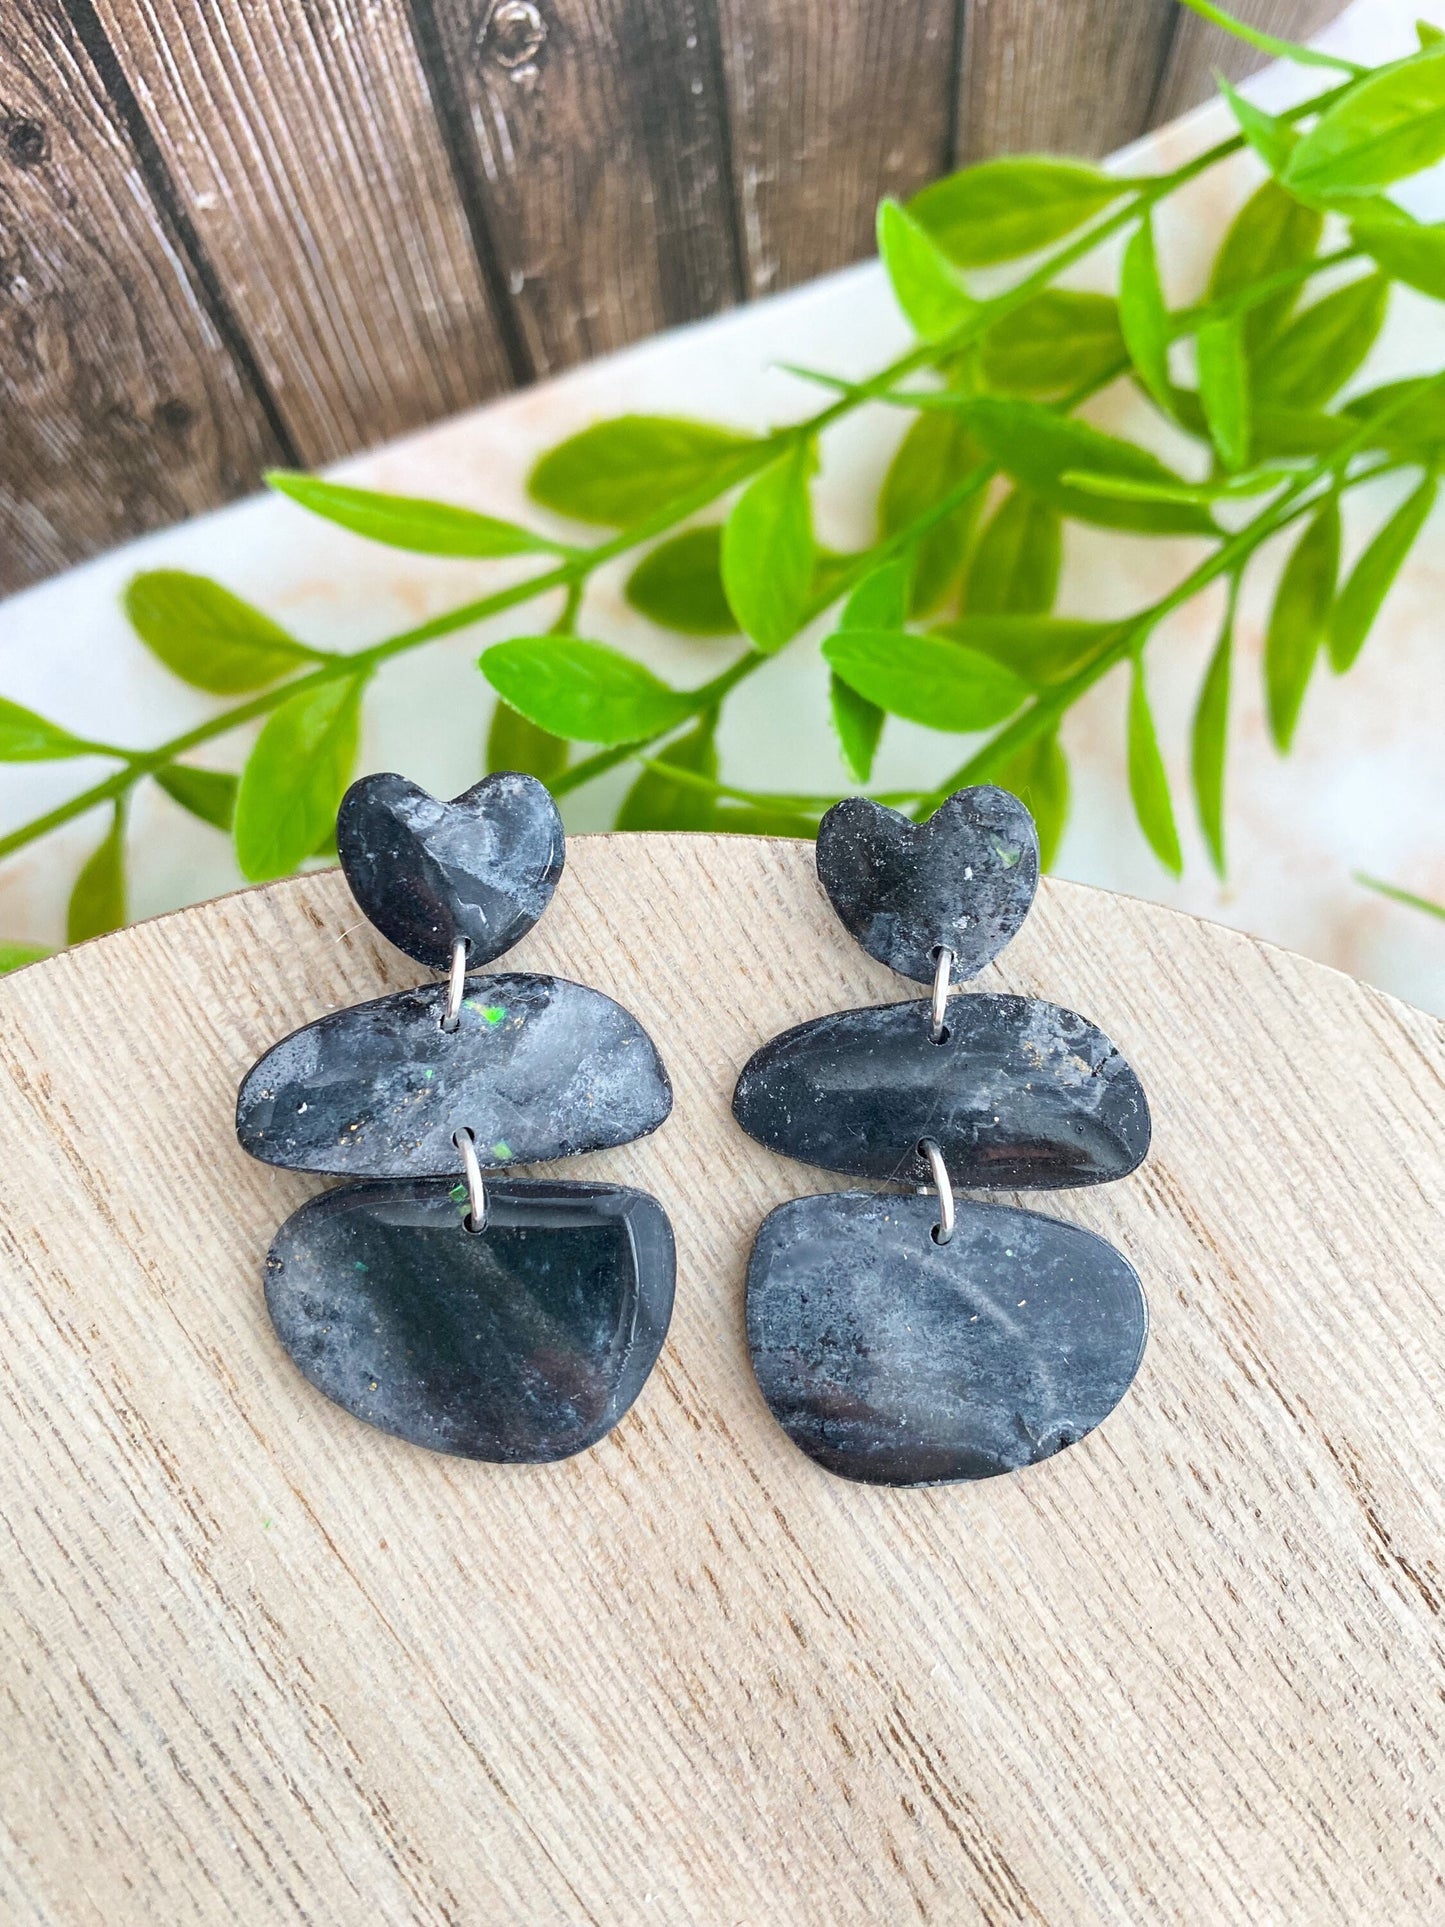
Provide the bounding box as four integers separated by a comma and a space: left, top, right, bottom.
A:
236, 772, 675, 1464
732, 785, 1151, 1488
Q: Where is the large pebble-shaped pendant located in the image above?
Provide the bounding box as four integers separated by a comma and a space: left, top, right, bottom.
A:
746, 1192, 1147, 1486
237, 973, 672, 1177
266, 1179, 675, 1462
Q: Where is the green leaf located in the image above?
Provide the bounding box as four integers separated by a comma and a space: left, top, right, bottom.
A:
0, 941, 52, 975
720, 441, 815, 653
840, 558, 910, 633
1208, 178, 1323, 358
964, 492, 1062, 616
1252, 274, 1389, 412
830, 675, 885, 784
1126, 657, 1182, 876
1191, 592, 1235, 877
1217, 76, 1298, 176
266, 472, 561, 558
997, 730, 1069, 870
960, 398, 1216, 535
1355, 871, 1445, 919
1170, 387, 1349, 460
1196, 317, 1250, 470
67, 804, 126, 943
876, 199, 976, 342
1175, 0, 1362, 74
908, 158, 1124, 268
0, 697, 93, 762
1352, 205, 1445, 299
979, 291, 1125, 398
616, 716, 718, 831
1119, 217, 1175, 419
1286, 46, 1445, 196
1265, 497, 1340, 751
125, 571, 313, 695
823, 629, 1029, 733
486, 699, 570, 782
155, 763, 237, 831
624, 526, 736, 634
879, 412, 983, 614
233, 676, 365, 881
528, 416, 759, 527
1343, 375, 1445, 454
715, 805, 818, 839
1329, 475, 1437, 672
935, 614, 1113, 688
1421, 22, 1445, 50
827, 562, 908, 780
481, 638, 695, 744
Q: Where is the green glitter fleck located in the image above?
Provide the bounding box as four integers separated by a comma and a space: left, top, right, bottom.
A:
482, 1005, 506, 1026
422, 1067, 434, 1080
492, 1140, 512, 1160
354, 1260, 368, 1271
450, 1182, 468, 1205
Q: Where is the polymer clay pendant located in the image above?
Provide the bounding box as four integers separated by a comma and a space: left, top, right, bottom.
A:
733, 784, 1151, 1488
237, 772, 675, 1464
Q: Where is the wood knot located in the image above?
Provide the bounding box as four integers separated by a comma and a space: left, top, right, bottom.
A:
154, 398, 196, 438
3, 117, 49, 170
480, 0, 546, 71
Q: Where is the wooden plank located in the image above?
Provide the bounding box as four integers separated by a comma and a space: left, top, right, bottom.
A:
412, 0, 742, 378
713, 0, 959, 298
0, 838, 1443, 1919
88, 0, 520, 465
0, 0, 286, 595
1150, 1, 1350, 128
956, 0, 1180, 161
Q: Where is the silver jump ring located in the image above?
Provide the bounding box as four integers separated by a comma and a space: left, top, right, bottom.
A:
441, 935, 469, 1033
453, 1127, 488, 1233
930, 945, 954, 1044
919, 1137, 954, 1246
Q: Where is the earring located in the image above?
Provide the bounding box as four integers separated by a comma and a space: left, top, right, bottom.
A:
236, 772, 675, 1464
732, 785, 1151, 1488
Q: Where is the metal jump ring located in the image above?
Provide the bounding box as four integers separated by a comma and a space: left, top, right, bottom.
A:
930, 945, 954, 1044
441, 935, 469, 1033
919, 1137, 954, 1246
453, 1127, 488, 1234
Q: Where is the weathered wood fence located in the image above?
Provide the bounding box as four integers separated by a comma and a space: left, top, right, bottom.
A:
2, 0, 1342, 593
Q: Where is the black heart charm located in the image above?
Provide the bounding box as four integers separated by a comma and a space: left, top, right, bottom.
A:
815, 785, 1039, 984
337, 771, 564, 969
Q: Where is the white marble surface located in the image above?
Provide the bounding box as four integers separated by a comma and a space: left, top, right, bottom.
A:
2, 0, 1442, 1011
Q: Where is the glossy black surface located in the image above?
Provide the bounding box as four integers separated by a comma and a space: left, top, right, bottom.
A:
237, 973, 672, 1177
337, 771, 564, 969
747, 1191, 1147, 1486
266, 1179, 675, 1462
732, 994, 1149, 1188
816, 786, 1039, 984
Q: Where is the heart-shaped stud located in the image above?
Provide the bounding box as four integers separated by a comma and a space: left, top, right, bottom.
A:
337, 771, 564, 969
815, 785, 1039, 984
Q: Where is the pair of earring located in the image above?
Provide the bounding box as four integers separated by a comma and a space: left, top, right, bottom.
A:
236, 773, 1150, 1487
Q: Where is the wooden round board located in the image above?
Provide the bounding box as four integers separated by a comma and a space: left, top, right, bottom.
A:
1, 834, 1441, 1924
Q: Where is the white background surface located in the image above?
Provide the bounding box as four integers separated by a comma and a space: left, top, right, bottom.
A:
1, 0, 1442, 1010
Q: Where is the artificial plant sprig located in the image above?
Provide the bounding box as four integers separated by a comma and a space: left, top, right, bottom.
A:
3, 0, 1445, 963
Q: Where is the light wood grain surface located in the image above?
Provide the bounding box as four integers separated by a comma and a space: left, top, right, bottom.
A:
1, 0, 1346, 592
1, 834, 1441, 1924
